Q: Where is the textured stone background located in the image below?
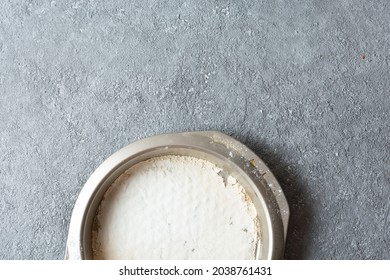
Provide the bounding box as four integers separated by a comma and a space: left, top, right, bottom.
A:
0, 0, 389, 259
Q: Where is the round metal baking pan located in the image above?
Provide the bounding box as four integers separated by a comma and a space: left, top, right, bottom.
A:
65, 131, 289, 260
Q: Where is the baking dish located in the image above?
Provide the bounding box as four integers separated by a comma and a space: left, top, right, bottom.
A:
65, 131, 289, 259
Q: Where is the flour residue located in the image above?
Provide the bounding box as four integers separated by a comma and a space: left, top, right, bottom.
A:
92, 155, 260, 260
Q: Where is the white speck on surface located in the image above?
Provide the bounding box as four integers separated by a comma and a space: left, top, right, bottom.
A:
92, 155, 259, 260
227, 176, 237, 185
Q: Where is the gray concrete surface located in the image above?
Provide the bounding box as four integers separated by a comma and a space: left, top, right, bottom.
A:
0, 0, 389, 260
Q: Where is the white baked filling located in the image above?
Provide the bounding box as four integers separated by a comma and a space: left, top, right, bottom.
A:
92, 155, 259, 260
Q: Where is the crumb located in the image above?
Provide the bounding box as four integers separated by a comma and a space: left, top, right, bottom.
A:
93, 155, 259, 260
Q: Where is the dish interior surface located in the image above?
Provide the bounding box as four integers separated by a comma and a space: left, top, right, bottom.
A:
92, 155, 260, 260
80, 147, 272, 259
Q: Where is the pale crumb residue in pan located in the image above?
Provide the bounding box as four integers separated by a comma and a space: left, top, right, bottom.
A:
92, 155, 260, 260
